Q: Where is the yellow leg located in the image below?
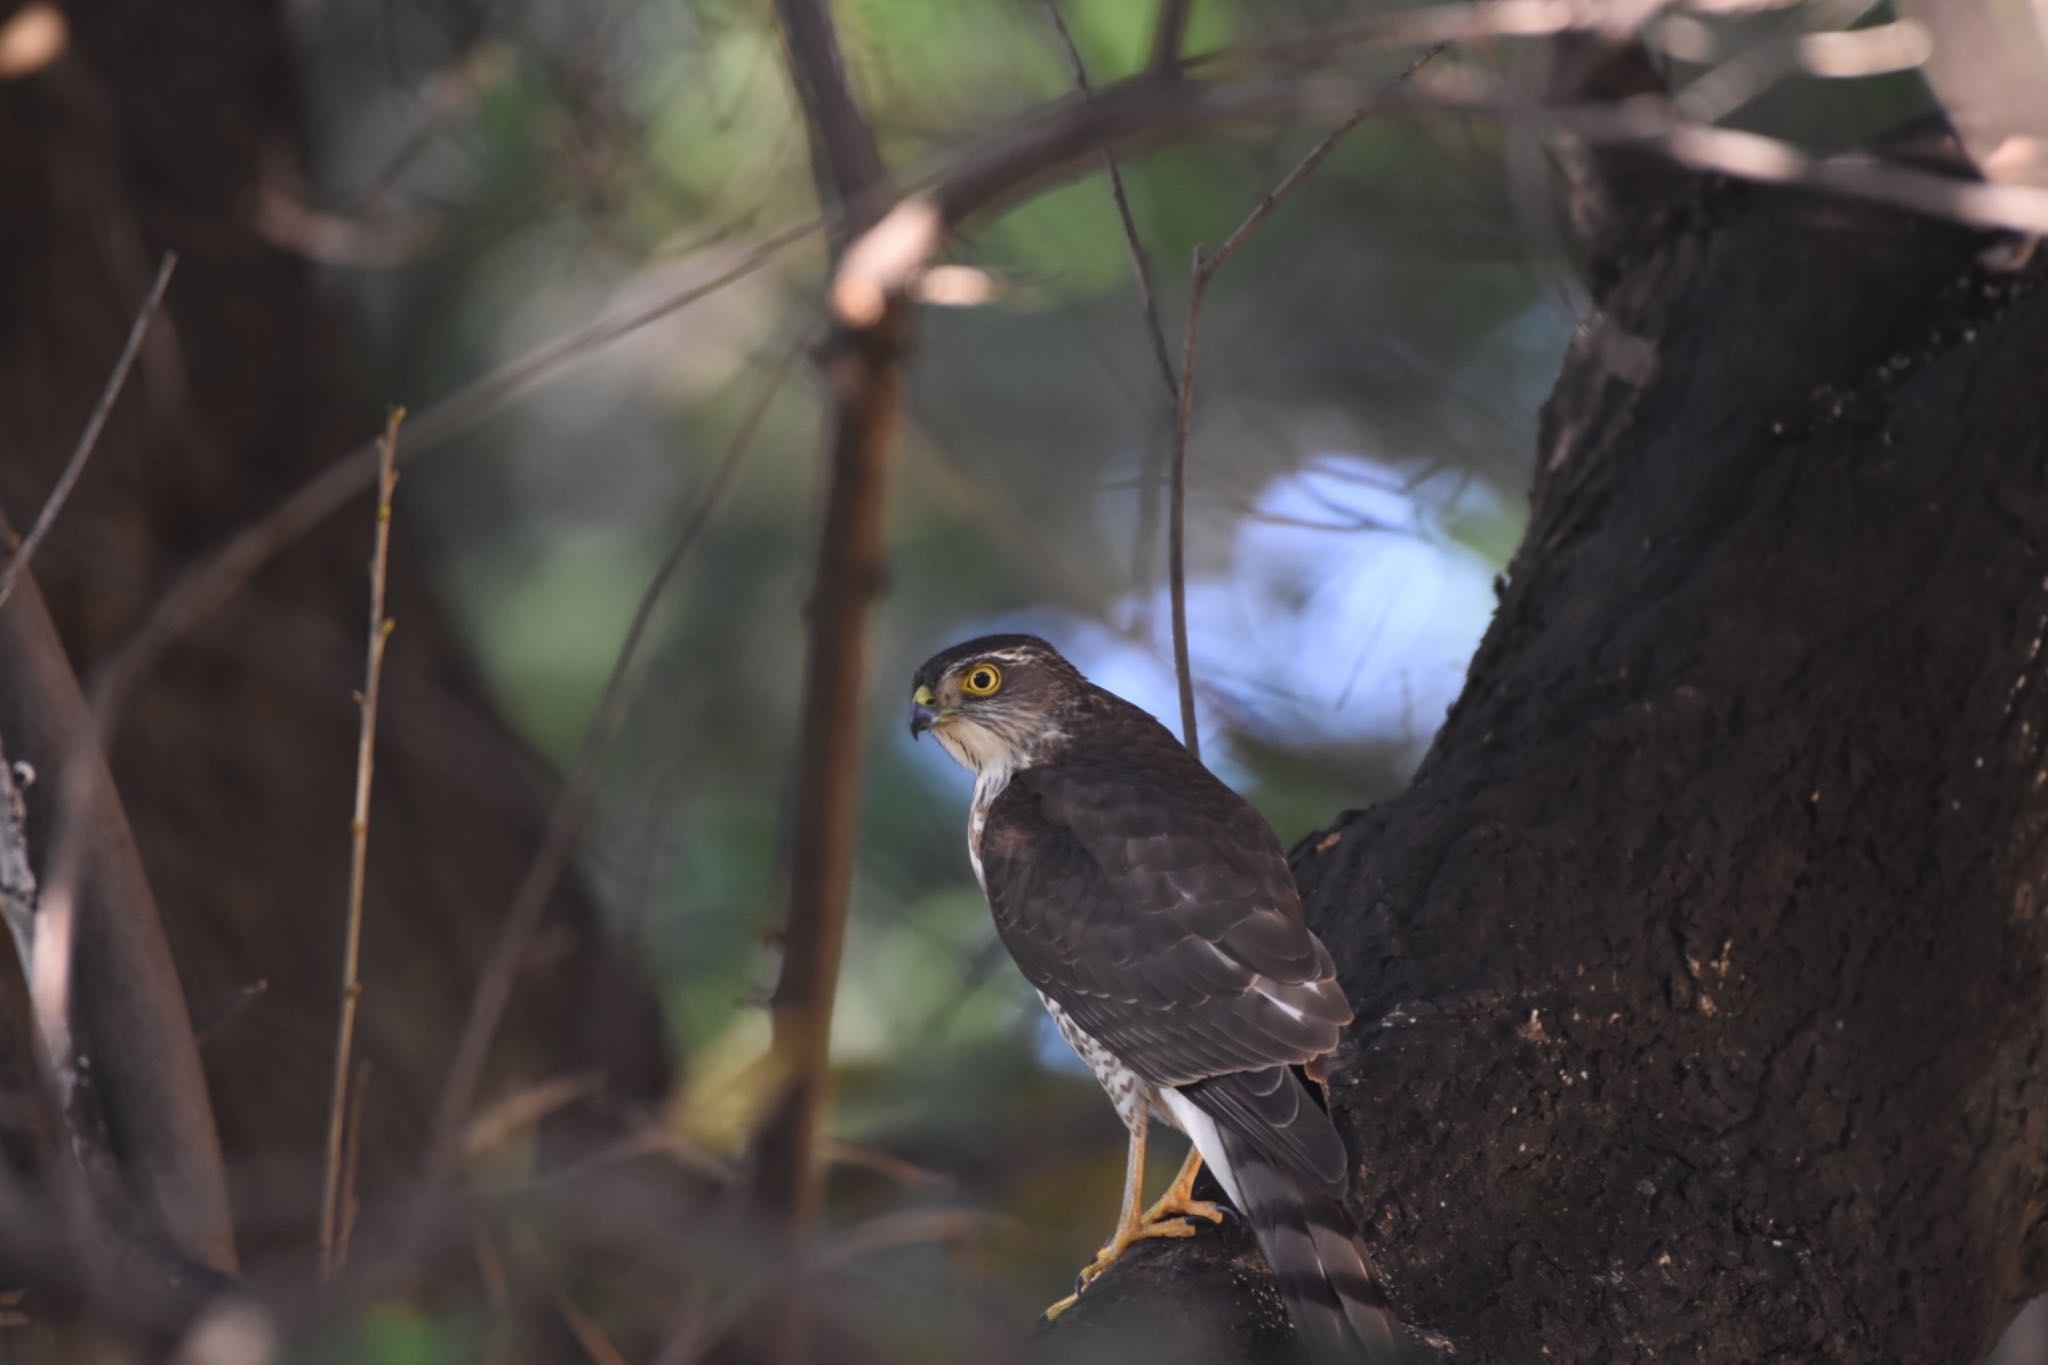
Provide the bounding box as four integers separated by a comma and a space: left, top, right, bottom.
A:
1043, 1123, 1223, 1320
1139, 1143, 1224, 1229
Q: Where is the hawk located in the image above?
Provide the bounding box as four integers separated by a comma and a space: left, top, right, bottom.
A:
910, 634, 1395, 1356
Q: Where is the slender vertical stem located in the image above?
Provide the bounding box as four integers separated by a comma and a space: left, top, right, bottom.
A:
1149, 0, 1194, 74
752, 0, 899, 1233
1163, 76, 1430, 762
332, 1060, 371, 1273
1169, 247, 1205, 761
416, 330, 809, 1229
0, 253, 176, 613
1044, 1, 1181, 607
319, 407, 402, 1277
751, 10, 901, 1363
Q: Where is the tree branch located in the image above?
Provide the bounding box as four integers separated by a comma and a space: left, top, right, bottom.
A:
750, 5, 904, 1360
415, 328, 810, 1234
0, 505, 237, 1276
85, 222, 820, 745
1161, 51, 1438, 761
1044, 0, 1181, 612
1168, 242, 1204, 761
319, 407, 402, 1278
64, 8, 2048, 749
774, 0, 889, 248
831, 64, 2048, 327
0, 252, 175, 615
1150, 0, 1194, 75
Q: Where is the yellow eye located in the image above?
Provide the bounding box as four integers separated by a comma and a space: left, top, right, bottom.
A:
961, 663, 1002, 696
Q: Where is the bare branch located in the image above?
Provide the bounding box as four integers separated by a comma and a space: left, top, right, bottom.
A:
1898, 0, 2048, 189
752, 6, 900, 1229
1168, 240, 1205, 761
193, 978, 269, 1044
319, 407, 403, 1279
1216, 0, 1664, 70
333, 1060, 370, 1276
1164, 48, 1444, 762
0, 506, 236, 1273
1047, 2, 1179, 407
1672, 0, 1885, 123
834, 58, 2048, 325
1197, 105, 1376, 283
1151, 0, 1194, 74
751, 10, 902, 1363
0, 253, 175, 615
417, 328, 812, 1228
1045, 0, 1180, 603
60, 5, 2035, 740
774, 0, 890, 246
558, 1285, 633, 1365
87, 221, 820, 740
829, 70, 1440, 324
462, 1072, 605, 1161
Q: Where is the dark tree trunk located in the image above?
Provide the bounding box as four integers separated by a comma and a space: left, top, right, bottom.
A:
0, 0, 666, 1263
1045, 169, 2048, 1360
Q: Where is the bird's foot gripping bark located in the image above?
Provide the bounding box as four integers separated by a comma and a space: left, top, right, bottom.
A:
1043, 1147, 1226, 1320
1139, 1145, 1225, 1230
1042, 1211, 1214, 1320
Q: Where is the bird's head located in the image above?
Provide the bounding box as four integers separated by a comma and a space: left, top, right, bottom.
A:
909, 634, 1083, 776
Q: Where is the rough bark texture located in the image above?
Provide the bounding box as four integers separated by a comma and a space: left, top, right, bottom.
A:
0, 0, 666, 1260
1045, 173, 2048, 1360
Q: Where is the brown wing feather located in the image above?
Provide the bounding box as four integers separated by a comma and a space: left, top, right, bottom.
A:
979, 689, 1351, 1091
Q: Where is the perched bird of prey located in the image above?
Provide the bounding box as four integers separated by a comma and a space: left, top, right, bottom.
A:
910, 634, 1396, 1356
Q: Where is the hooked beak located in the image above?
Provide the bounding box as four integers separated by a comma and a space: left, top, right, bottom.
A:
909, 684, 941, 740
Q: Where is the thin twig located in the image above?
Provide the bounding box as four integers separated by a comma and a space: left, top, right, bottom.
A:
1045, 2, 1179, 406
1044, 2, 1180, 607
416, 327, 814, 1228
1203, 0, 1660, 73
333, 1061, 371, 1275
1168, 241, 1204, 761
0, 254, 176, 614
1198, 105, 1375, 283
557, 1287, 633, 1365
71, 14, 2046, 732
829, 12, 2048, 326
1164, 48, 1449, 761
462, 1072, 605, 1161
320, 406, 402, 1279
85, 221, 821, 740
193, 978, 269, 1045
650, 1209, 996, 1365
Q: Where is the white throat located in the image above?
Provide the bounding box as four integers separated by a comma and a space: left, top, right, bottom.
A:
932, 717, 1013, 780
936, 716, 1062, 892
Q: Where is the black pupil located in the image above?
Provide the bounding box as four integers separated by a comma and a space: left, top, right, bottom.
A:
973, 670, 992, 689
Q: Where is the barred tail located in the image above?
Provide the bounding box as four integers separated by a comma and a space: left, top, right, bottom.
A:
1161, 1079, 1398, 1361
1220, 1126, 1397, 1360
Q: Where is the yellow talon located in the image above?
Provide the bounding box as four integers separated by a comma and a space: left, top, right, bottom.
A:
1140, 1145, 1224, 1229
1042, 1135, 1224, 1320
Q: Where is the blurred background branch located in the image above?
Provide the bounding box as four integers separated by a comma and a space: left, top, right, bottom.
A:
750, 0, 904, 1295
0, 500, 237, 1279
